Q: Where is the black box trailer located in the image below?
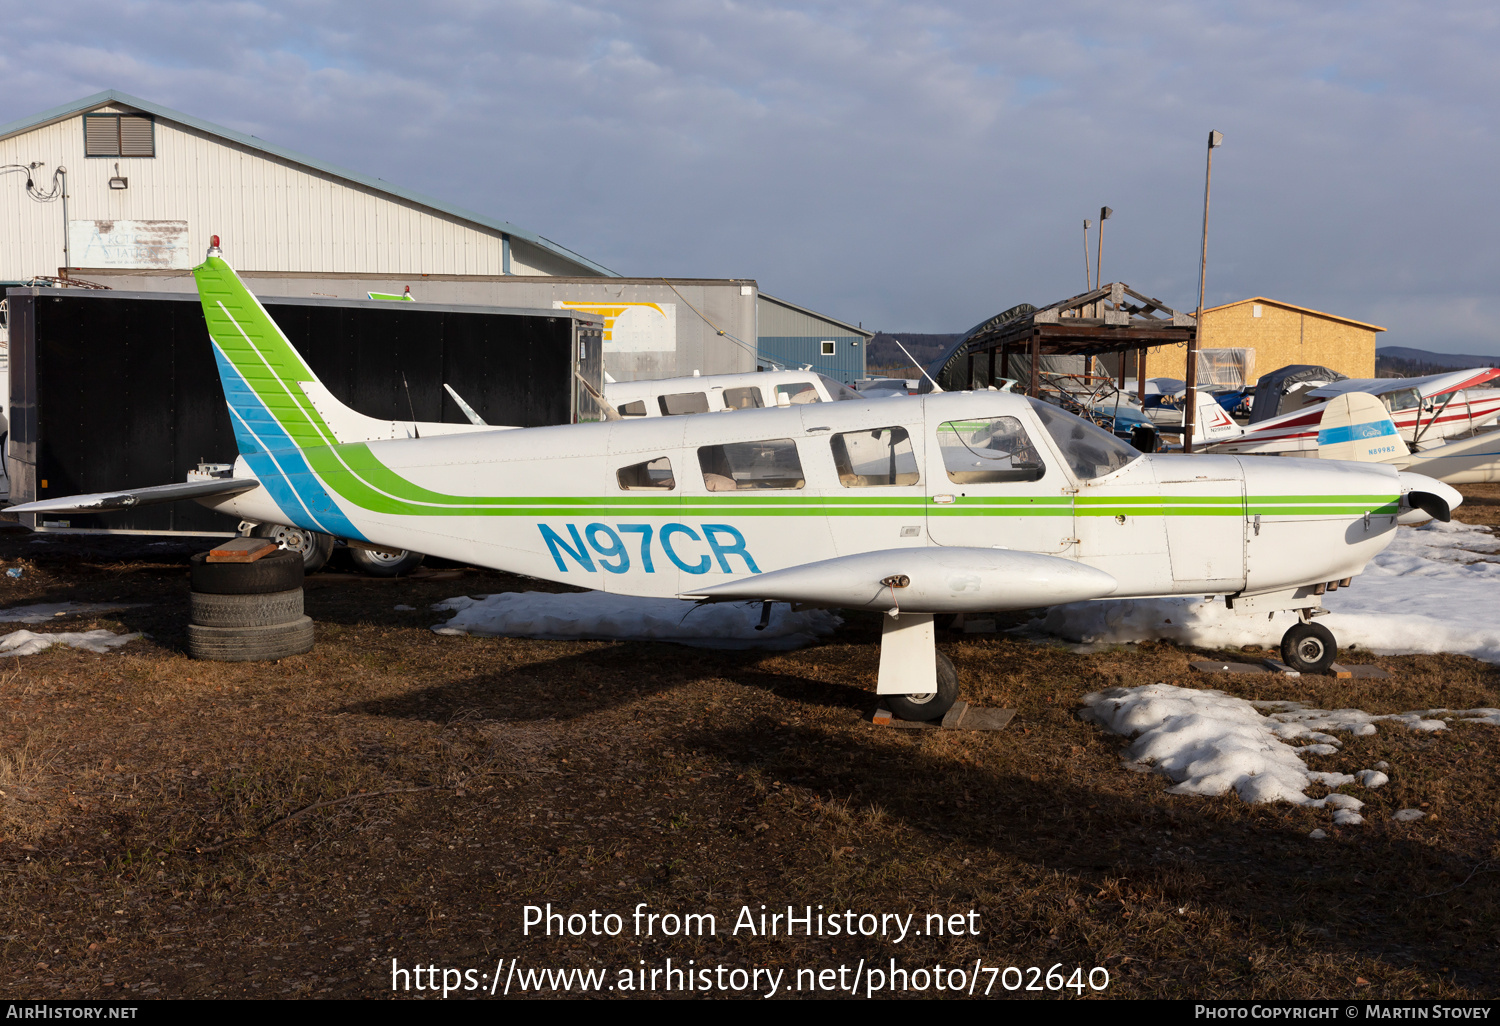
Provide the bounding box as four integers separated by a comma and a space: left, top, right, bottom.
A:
5, 287, 603, 536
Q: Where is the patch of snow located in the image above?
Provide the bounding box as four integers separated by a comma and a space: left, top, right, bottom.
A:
0, 629, 142, 657
1079, 683, 1492, 823
1031, 521, 1500, 662
0, 602, 142, 624
431, 592, 842, 650
1309, 829, 1328, 840
393, 604, 415, 611
1392, 809, 1425, 822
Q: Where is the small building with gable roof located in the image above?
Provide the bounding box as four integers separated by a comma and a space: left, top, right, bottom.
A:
1197, 297, 1384, 381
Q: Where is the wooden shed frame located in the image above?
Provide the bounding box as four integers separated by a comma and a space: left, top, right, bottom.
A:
952, 282, 1196, 404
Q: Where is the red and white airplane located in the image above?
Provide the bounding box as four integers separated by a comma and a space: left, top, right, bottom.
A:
1207, 368, 1500, 455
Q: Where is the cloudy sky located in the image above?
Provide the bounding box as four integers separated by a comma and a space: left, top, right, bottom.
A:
3, 1, 1497, 352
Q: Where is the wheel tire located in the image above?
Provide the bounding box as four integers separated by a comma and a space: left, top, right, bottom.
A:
887, 649, 959, 722
1281, 621, 1338, 674
251, 523, 335, 573
189, 588, 304, 627
348, 546, 425, 577
187, 616, 315, 662
189, 550, 304, 595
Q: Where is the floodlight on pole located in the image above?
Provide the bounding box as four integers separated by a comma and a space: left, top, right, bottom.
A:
1095, 206, 1113, 291
1185, 129, 1223, 454
1083, 219, 1093, 291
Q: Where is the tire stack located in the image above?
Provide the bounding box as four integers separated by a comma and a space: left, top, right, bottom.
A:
187, 549, 314, 661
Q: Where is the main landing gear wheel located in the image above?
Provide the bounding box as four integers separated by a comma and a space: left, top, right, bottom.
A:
252, 523, 335, 573
887, 650, 959, 723
348, 546, 425, 577
1281, 621, 1337, 674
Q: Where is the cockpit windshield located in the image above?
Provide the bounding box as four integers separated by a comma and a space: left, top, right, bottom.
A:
1027, 398, 1141, 480
817, 374, 863, 401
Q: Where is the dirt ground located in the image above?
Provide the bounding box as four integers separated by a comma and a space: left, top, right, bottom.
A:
1, 490, 1498, 1000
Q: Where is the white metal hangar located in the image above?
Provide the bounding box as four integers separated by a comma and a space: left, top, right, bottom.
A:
0, 89, 610, 281
0, 90, 864, 381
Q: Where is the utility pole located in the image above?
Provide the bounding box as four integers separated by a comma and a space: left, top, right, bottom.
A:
1083, 219, 1093, 292
1095, 206, 1112, 292
1184, 130, 1223, 453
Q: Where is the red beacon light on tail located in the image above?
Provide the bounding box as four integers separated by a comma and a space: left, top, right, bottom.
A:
206, 235, 223, 258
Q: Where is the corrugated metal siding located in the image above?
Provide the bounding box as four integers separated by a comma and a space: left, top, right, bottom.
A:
0, 107, 600, 280
758, 336, 865, 383
756, 295, 867, 382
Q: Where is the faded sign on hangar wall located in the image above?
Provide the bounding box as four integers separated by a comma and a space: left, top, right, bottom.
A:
67, 220, 192, 269
551, 300, 675, 353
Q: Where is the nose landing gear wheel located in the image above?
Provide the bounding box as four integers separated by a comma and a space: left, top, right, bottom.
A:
1281, 621, 1337, 674
887, 650, 959, 722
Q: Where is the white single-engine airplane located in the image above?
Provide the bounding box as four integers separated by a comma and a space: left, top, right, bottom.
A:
1207, 368, 1500, 456
11, 242, 1463, 719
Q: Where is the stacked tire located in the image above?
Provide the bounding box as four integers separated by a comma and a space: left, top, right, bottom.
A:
187, 550, 314, 661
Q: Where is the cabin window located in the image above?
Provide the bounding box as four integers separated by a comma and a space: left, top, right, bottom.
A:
617, 457, 675, 490
698, 439, 805, 491
776, 382, 820, 405
618, 400, 647, 417
937, 416, 1046, 484
1027, 398, 1139, 480
1379, 388, 1421, 414
659, 392, 710, 416
831, 427, 919, 487
83, 113, 155, 157
723, 386, 763, 410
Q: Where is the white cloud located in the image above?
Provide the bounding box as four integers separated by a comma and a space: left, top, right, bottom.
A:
1, 0, 1496, 348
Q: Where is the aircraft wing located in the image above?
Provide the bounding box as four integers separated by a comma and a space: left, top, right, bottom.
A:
1309, 367, 1500, 401
679, 547, 1118, 612
1397, 427, 1500, 485
7, 478, 260, 515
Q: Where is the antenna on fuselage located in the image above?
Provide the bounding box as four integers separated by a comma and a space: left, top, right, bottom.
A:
890, 337, 943, 393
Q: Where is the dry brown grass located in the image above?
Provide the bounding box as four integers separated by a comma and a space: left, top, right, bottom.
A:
0, 495, 1496, 1000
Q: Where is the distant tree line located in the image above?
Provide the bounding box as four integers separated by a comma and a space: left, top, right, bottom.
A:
866, 333, 959, 377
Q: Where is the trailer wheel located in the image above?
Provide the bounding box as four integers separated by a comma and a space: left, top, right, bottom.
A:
189, 550, 304, 595
349, 546, 425, 577
1281, 621, 1337, 674
252, 523, 335, 572
886, 650, 959, 722
187, 616, 315, 662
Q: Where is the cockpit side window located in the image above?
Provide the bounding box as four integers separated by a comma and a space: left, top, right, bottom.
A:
698, 439, 805, 491
816, 374, 863, 401
776, 382, 820, 405
1027, 398, 1140, 480
618, 400, 648, 417
832, 427, 919, 486
936, 417, 1045, 484
1379, 388, 1421, 413
617, 457, 675, 490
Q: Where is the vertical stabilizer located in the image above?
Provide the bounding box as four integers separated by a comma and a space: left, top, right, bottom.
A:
193, 246, 341, 455
1316, 392, 1404, 463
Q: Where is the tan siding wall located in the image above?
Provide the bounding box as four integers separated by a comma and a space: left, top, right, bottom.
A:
1199, 301, 1377, 379
0, 107, 599, 280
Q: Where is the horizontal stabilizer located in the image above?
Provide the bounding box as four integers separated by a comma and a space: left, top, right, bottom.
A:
8, 478, 259, 515
679, 546, 1118, 612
